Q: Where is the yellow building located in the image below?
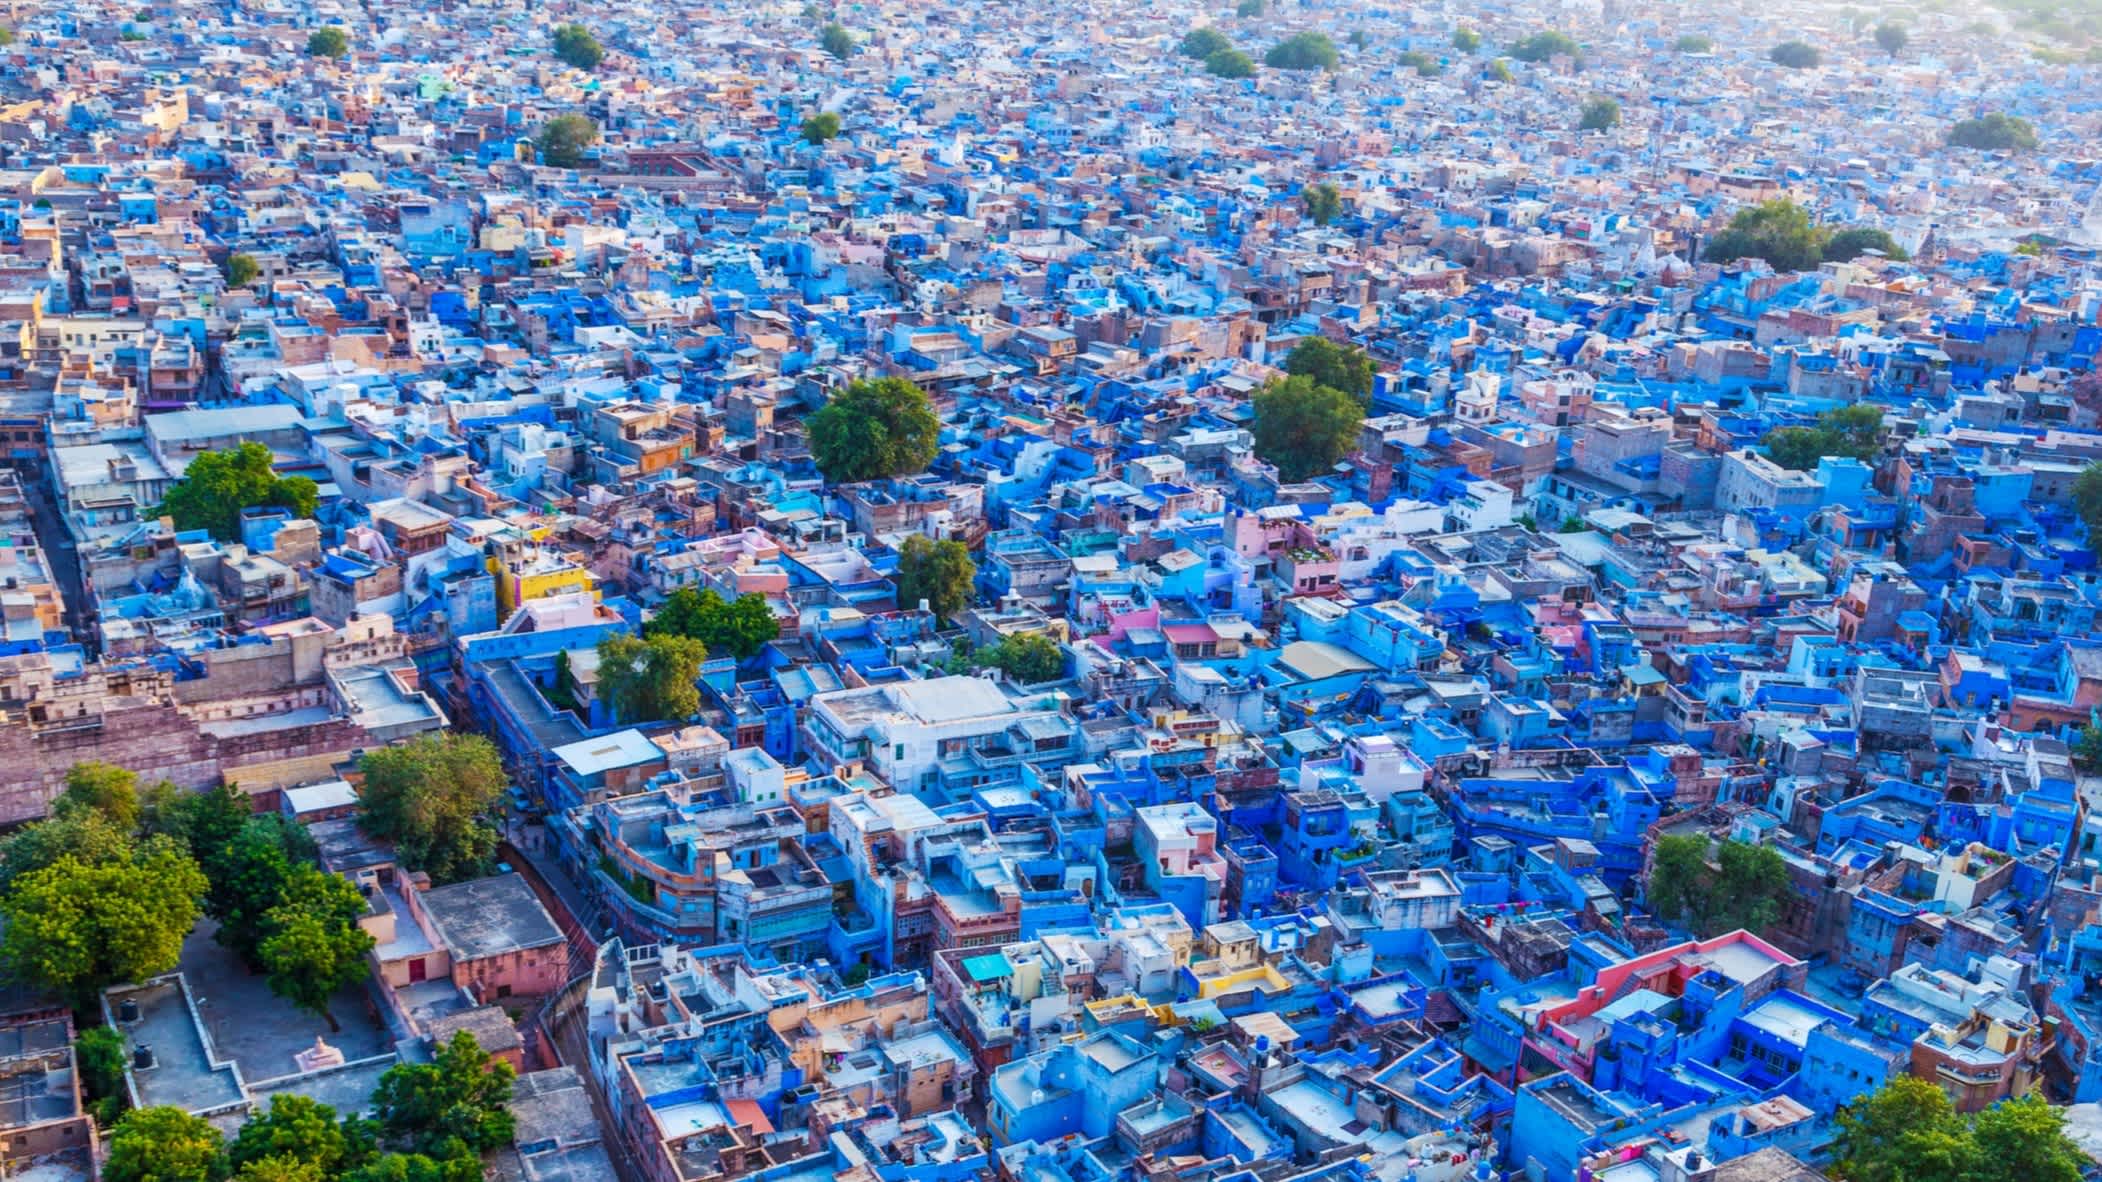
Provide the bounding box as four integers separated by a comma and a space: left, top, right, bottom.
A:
492, 549, 596, 621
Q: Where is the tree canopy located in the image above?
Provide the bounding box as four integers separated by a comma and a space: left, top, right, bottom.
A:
55, 760, 145, 831
800, 112, 840, 145
1300, 182, 1342, 226
2075, 461, 2102, 541
819, 22, 854, 60
226, 253, 261, 287
104, 1106, 229, 1182
1398, 49, 1440, 76
1579, 95, 1621, 130
230, 1095, 376, 1179
1824, 227, 1908, 262
306, 27, 348, 58
158, 442, 319, 542
1252, 375, 1363, 484
1452, 27, 1481, 52
977, 633, 1065, 683
596, 632, 706, 725
535, 114, 599, 170
1874, 21, 1909, 53
371, 1032, 517, 1159
258, 867, 377, 1032
1762, 403, 1886, 470
1646, 834, 1791, 937
806, 376, 940, 484
1769, 39, 1822, 67
1283, 337, 1373, 404
645, 587, 779, 660
1205, 49, 1256, 78
357, 734, 506, 885
550, 23, 603, 69
0, 838, 205, 1006
1508, 30, 1580, 62
1947, 112, 2039, 151
1674, 33, 1713, 53
1266, 31, 1339, 71
895, 535, 976, 623
1179, 26, 1233, 59
1832, 1078, 2085, 1182
1703, 198, 1827, 272
1236, 0, 1263, 16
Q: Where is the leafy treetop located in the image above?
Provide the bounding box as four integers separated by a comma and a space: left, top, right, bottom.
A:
158, 441, 318, 542
550, 23, 604, 69
1266, 31, 1340, 71
894, 534, 976, 623
1251, 374, 1363, 484
357, 734, 506, 885
806, 376, 940, 484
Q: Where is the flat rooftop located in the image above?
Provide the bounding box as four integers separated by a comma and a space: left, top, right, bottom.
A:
419, 873, 564, 960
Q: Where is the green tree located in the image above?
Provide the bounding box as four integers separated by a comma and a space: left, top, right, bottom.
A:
149, 783, 258, 874
1970, 1094, 2086, 1182
1452, 27, 1481, 52
2073, 723, 2102, 773
1761, 403, 1886, 470
225, 253, 261, 288
342, 1152, 479, 1182
535, 113, 599, 170
1205, 49, 1256, 77
1485, 58, 1513, 82
1703, 198, 1829, 272
1300, 182, 1342, 225
157, 442, 319, 541
1874, 21, 1909, 53
596, 632, 706, 725
1266, 31, 1339, 70
236, 1161, 326, 1182
1508, 30, 1580, 62
1236, 0, 1263, 15
646, 588, 778, 660
819, 21, 854, 59
77, 1025, 129, 1119
203, 819, 296, 962
1645, 834, 1790, 936
800, 112, 841, 144
1947, 112, 2039, 151
103, 1106, 228, 1182
56, 761, 143, 830
978, 633, 1065, 683
1283, 336, 1373, 403
258, 868, 376, 1032
0, 28, 15, 46
1179, 26, 1233, 59
1674, 33, 1713, 52
1769, 39, 1822, 67
1398, 49, 1440, 76
806, 376, 941, 484
1579, 95, 1621, 130
371, 1032, 516, 1158
1824, 227, 1909, 261
1348, 30, 1367, 49
894, 535, 976, 622
229, 1095, 375, 1178
2075, 461, 2102, 542
305, 27, 347, 58
550, 23, 603, 69
0, 809, 133, 888
0, 839, 205, 1006
1252, 375, 1363, 483
1830, 1077, 1970, 1182
357, 734, 506, 885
